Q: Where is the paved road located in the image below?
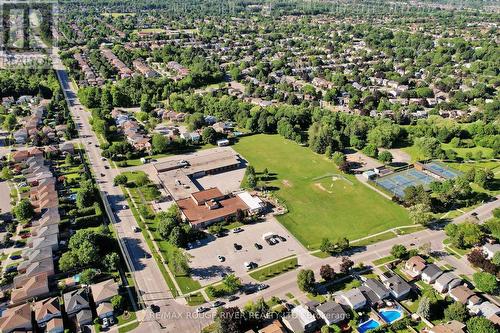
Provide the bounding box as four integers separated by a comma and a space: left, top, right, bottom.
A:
51, 48, 212, 332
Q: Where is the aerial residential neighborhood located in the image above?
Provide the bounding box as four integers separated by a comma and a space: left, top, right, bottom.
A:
0, 1, 499, 333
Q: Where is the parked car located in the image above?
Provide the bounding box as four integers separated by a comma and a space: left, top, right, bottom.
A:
244, 262, 257, 270
277, 236, 286, 242
257, 284, 269, 291
212, 300, 225, 308
109, 317, 115, 325
217, 255, 225, 262
254, 243, 262, 250
102, 318, 109, 329
227, 295, 239, 302
233, 227, 243, 233
196, 306, 209, 313
133, 226, 141, 232
5, 266, 17, 273
233, 243, 242, 250
9, 255, 21, 260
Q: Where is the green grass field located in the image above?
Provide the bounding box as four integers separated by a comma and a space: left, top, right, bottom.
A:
234, 134, 410, 249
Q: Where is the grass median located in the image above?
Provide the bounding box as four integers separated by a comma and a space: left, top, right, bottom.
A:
249, 257, 298, 282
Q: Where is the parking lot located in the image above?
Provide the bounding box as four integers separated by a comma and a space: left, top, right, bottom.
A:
187, 216, 306, 286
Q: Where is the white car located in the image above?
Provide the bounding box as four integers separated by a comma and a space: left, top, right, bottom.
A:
102, 318, 109, 328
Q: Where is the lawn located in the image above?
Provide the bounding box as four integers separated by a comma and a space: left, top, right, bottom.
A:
234, 134, 410, 249
249, 257, 298, 282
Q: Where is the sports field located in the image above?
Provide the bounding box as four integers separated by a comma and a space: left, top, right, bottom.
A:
234, 134, 410, 249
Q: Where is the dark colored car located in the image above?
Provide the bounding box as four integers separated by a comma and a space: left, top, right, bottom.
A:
227, 295, 239, 302
277, 236, 287, 242
233, 243, 242, 250
9, 255, 21, 260
5, 266, 17, 273
254, 243, 262, 250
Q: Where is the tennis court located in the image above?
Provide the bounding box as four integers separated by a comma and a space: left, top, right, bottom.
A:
374, 168, 436, 198
424, 162, 462, 179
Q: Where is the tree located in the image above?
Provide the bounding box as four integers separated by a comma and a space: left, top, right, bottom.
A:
473, 272, 498, 294
378, 150, 393, 164
339, 257, 354, 274
58, 251, 79, 272
202, 126, 218, 145
417, 296, 431, 319
113, 174, 128, 186
76, 180, 97, 209
320, 264, 335, 281
332, 152, 346, 166
1, 166, 13, 180
80, 268, 99, 284
13, 199, 34, 221
247, 173, 257, 188
362, 143, 378, 158
2, 114, 16, 131
297, 269, 315, 293
111, 295, 124, 310
223, 274, 241, 294
444, 302, 469, 322
103, 252, 120, 272
187, 112, 205, 131
168, 226, 186, 247
492, 252, 500, 266
169, 248, 190, 276
77, 240, 99, 266
391, 244, 408, 259
157, 217, 175, 239
214, 307, 242, 333
409, 204, 433, 225
466, 317, 497, 333
151, 134, 168, 154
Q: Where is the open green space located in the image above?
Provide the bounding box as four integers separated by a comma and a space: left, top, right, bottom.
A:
249, 257, 298, 282
234, 134, 410, 249
185, 292, 206, 306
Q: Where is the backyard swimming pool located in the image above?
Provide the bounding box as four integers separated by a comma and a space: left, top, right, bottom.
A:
358, 319, 381, 333
379, 309, 403, 323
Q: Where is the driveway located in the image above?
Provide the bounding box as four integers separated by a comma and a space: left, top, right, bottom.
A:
187, 216, 306, 286
0, 181, 12, 214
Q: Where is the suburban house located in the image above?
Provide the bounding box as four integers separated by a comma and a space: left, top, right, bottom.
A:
63, 289, 91, 316
258, 320, 287, 333
433, 272, 461, 294
449, 285, 476, 305
381, 272, 412, 300
404, 256, 427, 279
430, 320, 466, 333
45, 317, 64, 333
336, 288, 366, 310
316, 301, 347, 325
34, 297, 62, 327
483, 243, 500, 260
10, 272, 49, 304
477, 302, 500, 326
0, 303, 33, 333
282, 305, 318, 333
90, 279, 119, 305
76, 309, 93, 327
96, 302, 115, 319
421, 264, 443, 284
363, 278, 391, 300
